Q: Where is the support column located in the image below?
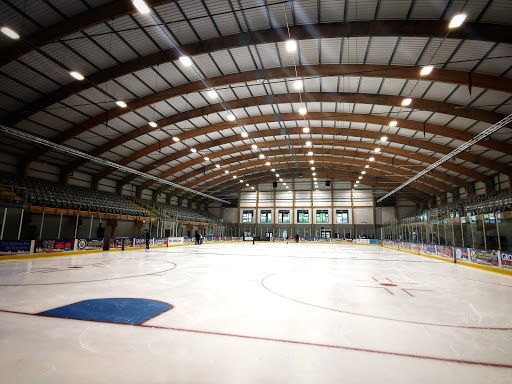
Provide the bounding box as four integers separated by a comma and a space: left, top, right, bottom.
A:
237, 191, 241, 236
292, 178, 295, 236
372, 186, 376, 237
273, 186, 276, 236
255, 184, 259, 235
331, 180, 334, 237
350, 182, 355, 238
311, 178, 314, 238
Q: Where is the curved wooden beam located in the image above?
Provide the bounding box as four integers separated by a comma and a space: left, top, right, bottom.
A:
0, 0, 176, 67
139, 147, 470, 193
111, 125, 505, 191
7, 21, 511, 124
168, 160, 441, 198
190, 170, 428, 204
22, 64, 512, 163
151, 154, 452, 195
66, 93, 509, 174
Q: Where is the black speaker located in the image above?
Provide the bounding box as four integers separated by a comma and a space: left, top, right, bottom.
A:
273, 182, 277, 188
325, 180, 331, 186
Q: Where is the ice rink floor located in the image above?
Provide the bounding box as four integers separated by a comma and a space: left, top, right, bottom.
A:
0, 242, 511, 383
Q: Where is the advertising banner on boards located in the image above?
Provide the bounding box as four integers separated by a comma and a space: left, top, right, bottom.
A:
500, 251, 512, 270
421, 244, 437, 256
153, 238, 167, 247
469, 248, 500, 267
410, 243, 420, 254
34, 239, 74, 253
168, 237, 184, 245
454, 247, 469, 262
77, 238, 103, 251
437, 245, 454, 260
0, 240, 32, 255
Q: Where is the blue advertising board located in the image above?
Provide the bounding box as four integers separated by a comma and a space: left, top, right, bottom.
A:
0, 240, 32, 255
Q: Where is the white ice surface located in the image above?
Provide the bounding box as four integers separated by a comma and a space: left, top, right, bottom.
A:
0, 243, 511, 383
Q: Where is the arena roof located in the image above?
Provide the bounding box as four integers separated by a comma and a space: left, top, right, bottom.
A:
0, 0, 511, 203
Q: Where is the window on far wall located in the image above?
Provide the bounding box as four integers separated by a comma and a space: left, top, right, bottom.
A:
316, 209, 329, 223
261, 210, 272, 223
278, 210, 290, 223
297, 209, 309, 223
242, 210, 253, 223
336, 209, 349, 224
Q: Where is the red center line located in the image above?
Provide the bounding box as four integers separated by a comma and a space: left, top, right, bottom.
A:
0, 308, 511, 370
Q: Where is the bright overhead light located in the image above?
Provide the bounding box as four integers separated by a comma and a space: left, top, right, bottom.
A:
286, 39, 297, 52
207, 89, 218, 99
271, 169, 275, 172
306, 141, 312, 147
149, 121, 158, 128
276, 174, 280, 177
309, 160, 314, 164
1, 26, 20, 39
356, 181, 360, 184
259, 154, 265, 159
303, 127, 310, 133
279, 178, 283, 182
251, 144, 258, 150
449, 14, 466, 28
190, 148, 197, 153
172, 137, 180, 142
312, 173, 316, 176
233, 175, 237, 179
132, 0, 151, 14
179, 56, 193, 66
299, 107, 307, 115
265, 162, 271, 166
240, 180, 243, 183
227, 113, 236, 121
420, 65, 434, 76
204, 157, 209, 161
315, 185, 319, 188
251, 186, 254, 190
365, 165, 369, 169
224, 170, 229, 174
358, 176, 362, 179
286, 186, 289, 189
402, 98, 412, 106
375, 148, 381, 153
116, 100, 127, 108
215, 164, 220, 168
294, 79, 303, 90
246, 184, 249, 186
314, 182, 318, 185
354, 184, 358, 188
313, 178, 317, 181
70, 71, 84, 80
369, 157, 375, 162
311, 167, 315, 170
381, 136, 388, 142
308, 151, 313, 156
362, 171, 367, 175
283, 183, 286, 185
389, 120, 398, 127
241, 131, 248, 138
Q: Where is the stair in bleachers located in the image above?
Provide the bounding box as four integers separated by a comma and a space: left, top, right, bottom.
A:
0, 185, 23, 204
126, 199, 155, 218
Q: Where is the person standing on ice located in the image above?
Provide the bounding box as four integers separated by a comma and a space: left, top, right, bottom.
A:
195, 231, 201, 245
145, 229, 150, 249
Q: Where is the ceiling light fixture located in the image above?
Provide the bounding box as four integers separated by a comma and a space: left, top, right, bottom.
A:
215, 164, 220, 168
70, 71, 85, 80
286, 186, 289, 189
246, 184, 249, 186
227, 113, 236, 121
402, 98, 412, 106
240, 180, 243, 183
420, 65, 434, 76
116, 101, 127, 108
1, 26, 20, 39
190, 148, 197, 153
233, 175, 237, 179
241, 131, 248, 138
312, 173, 316, 176
204, 157, 209, 161
251, 186, 254, 189
356, 181, 360, 184
271, 169, 275, 172
381, 136, 388, 142
311, 167, 315, 170
313, 178, 317, 181
207, 89, 218, 99
358, 176, 362, 179
294, 79, 303, 90
308, 151, 313, 156
389, 120, 398, 127
303, 127, 310, 133
362, 171, 367, 175
259, 154, 265, 159
449, 14, 466, 28
279, 178, 283, 182
299, 107, 307, 115
369, 157, 375, 162
365, 165, 369, 169
251, 144, 258, 149
172, 137, 180, 142
309, 160, 314, 164
179, 56, 193, 66
132, 0, 151, 14
375, 148, 381, 153
306, 141, 312, 146
286, 39, 297, 52
265, 162, 271, 166
224, 170, 229, 174
276, 174, 280, 177
149, 121, 158, 128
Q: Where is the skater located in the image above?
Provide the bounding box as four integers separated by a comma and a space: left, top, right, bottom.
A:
286, 235, 289, 244
145, 229, 150, 249
195, 231, 201, 245
252, 235, 255, 245
295, 234, 299, 243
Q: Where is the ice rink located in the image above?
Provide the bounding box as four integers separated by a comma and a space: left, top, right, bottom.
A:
0, 242, 511, 383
